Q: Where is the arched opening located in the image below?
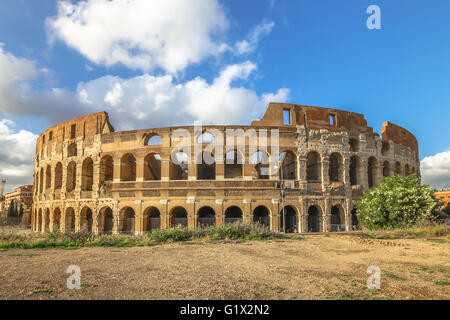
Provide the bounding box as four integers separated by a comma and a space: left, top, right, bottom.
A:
350, 156, 361, 186
100, 155, 113, 183
52, 208, 61, 232
45, 165, 51, 190
54, 162, 63, 190
381, 141, 390, 156
395, 162, 402, 175
197, 132, 216, 144
44, 208, 50, 231
171, 207, 188, 227
383, 161, 390, 177
65, 207, 75, 231
81, 158, 94, 191
80, 207, 93, 232
251, 151, 270, 179
197, 206, 216, 227
170, 152, 188, 180
197, 151, 215, 180
225, 150, 243, 179
253, 206, 270, 227
98, 207, 113, 234
329, 152, 343, 182
307, 206, 321, 232
279, 151, 297, 180
348, 138, 359, 152
225, 206, 243, 224
146, 134, 162, 146
330, 205, 344, 232
144, 153, 161, 180
120, 153, 136, 181
405, 164, 410, 176
34, 173, 39, 196
120, 207, 135, 233
68, 143, 77, 157
144, 207, 160, 231
351, 208, 359, 230
37, 209, 42, 231
307, 151, 321, 181
66, 161, 77, 192
39, 168, 44, 194
368, 157, 378, 188
280, 206, 297, 233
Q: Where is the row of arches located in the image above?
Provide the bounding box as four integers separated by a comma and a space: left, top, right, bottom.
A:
33, 204, 359, 234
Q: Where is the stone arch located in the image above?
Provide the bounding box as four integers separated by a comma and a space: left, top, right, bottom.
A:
98, 207, 113, 234
383, 161, 391, 177
330, 205, 345, 232
381, 141, 390, 156
307, 205, 322, 232
65, 207, 75, 231
37, 208, 42, 232
405, 164, 410, 176
80, 207, 94, 232
145, 134, 162, 146
143, 207, 161, 231
120, 207, 135, 233
348, 138, 359, 152
253, 205, 270, 227
39, 168, 44, 194
367, 156, 378, 188
350, 155, 361, 186
251, 151, 270, 179
54, 162, 63, 190
45, 165, 51, 190
66, 161, 77, 192
44, 208, 50, 232
170, 206, 188, 227
52, 208, 61, 232
81, 157, 94, 191
120, 153, 136, 181
144, 153, 161, 180
196, 150, 216, 180
224, 205, 243, 224
280, 205, 298, 233
197, 131, 216, 144
280, 151, 297, 180
170, 151, 188, 180
197, 206, 216, 227
100, 155, 113, 183
68, 143, 77, 157
329, 152, 343, 182
307, 151, 321, 181
395, 162, 402, 175
225, 150, 243, 179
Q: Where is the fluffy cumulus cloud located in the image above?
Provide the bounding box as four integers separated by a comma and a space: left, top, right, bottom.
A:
421, 150, 450, 189
235, 21, 275, 55
77, 61, 290, 130
0, 119, 38, 193
46, 0, 229, 73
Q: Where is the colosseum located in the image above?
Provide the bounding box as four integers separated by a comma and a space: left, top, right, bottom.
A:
31, 103, 420, 234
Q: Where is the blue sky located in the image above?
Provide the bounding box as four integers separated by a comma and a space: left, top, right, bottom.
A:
0, 0, 449, 191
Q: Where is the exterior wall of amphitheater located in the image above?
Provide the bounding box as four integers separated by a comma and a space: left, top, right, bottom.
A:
31, 103, 421, 234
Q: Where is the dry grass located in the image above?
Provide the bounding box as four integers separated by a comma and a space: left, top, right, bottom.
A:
0, 233, 448, 300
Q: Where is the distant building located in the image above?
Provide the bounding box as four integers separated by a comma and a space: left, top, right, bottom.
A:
435, 189, 450, 207
3, 185, 33, 210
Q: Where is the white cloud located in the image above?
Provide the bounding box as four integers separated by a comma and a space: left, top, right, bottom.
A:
0, 119, 38, 193
46, 0, 229, 73
77, 61, 290, 130
235, 21, 275, 55
421, 150, 450, 189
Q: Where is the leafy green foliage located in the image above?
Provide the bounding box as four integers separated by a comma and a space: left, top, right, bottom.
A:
355, 174, 440, 230
7, 200, 18, 218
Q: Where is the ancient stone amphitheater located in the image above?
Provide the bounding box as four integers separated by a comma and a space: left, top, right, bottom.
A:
32, 103, 420, 234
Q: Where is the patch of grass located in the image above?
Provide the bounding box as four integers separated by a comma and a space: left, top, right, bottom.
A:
0, 224, 284, 250
33, 288, 53, 294
361, 224, 450, 240
80, 283, 90, 288
384, 271, 407, 281
433, 281, 450, 286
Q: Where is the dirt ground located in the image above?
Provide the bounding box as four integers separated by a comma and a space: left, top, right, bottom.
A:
0, 234, 448, 300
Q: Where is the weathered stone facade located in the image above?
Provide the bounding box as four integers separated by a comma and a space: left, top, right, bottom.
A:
31, 103, 420, 234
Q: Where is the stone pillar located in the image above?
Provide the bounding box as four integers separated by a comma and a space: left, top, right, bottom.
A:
161, 158, 170, 181
135, 200, 144, 235
243, 199, 253, 224
345, 199, 352, 231
186, 199, 196, 229
113, 158, 121, 183
136, 157, 145, 182
112, 206, 120, 235
271, 199, 280, 232
323, 200, 331, 232
360, 158, 369, 189
215, 199, 225, 226
321, 157, 330, 190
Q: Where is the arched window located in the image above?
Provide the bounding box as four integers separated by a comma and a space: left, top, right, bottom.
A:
253, 206, 270, 227
197, 151, 215, 180
197, 132, 216, 144
120, 154, 136, 181
80, 207, 93, 232
144, 153, 161, 180
170, 152, 188, 180
120, 207, 135, 233
66, 161, 77, 192
146, 134, 162, 146
405, 164, 410, 176
381, 141, 390, 155
395, 162, 402, 175
54, 163, 63, 190
81, 158, 94, 191
280, 206, 297, 233
52, 208, 61, 232
350, 156, 361, 186
383, 161, 390, 177
171, 207, 188, 227
329, 153, 343, 182
39, 168, 44, 194
99, 207, 113, 234
330, 205, 344, 232
45, 165, 51, 189
367, 157, 378, 188
65, 207, 75, 231
68, 143, 77, 157
225, 150, 243, 179
307, 206, 321, 232
144, 207, 161, 231
197, 206, 216, 227
251, 151, 270, 179
100, 156, 113, 183
348, 138, 359, 152
280, 151, 297, 180
225, 206, 243, 224
307, 151, 321, 181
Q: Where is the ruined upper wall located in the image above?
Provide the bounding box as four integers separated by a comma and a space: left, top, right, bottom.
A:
36, 112, 114, 154
382, 122, 419, 155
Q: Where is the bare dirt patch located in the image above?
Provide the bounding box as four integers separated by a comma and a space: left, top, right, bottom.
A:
0, 234, 448, 300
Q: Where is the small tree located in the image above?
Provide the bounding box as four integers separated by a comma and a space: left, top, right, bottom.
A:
19, 203, 24, 217
355, 174, 439, 230
7, 200, 17, 218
